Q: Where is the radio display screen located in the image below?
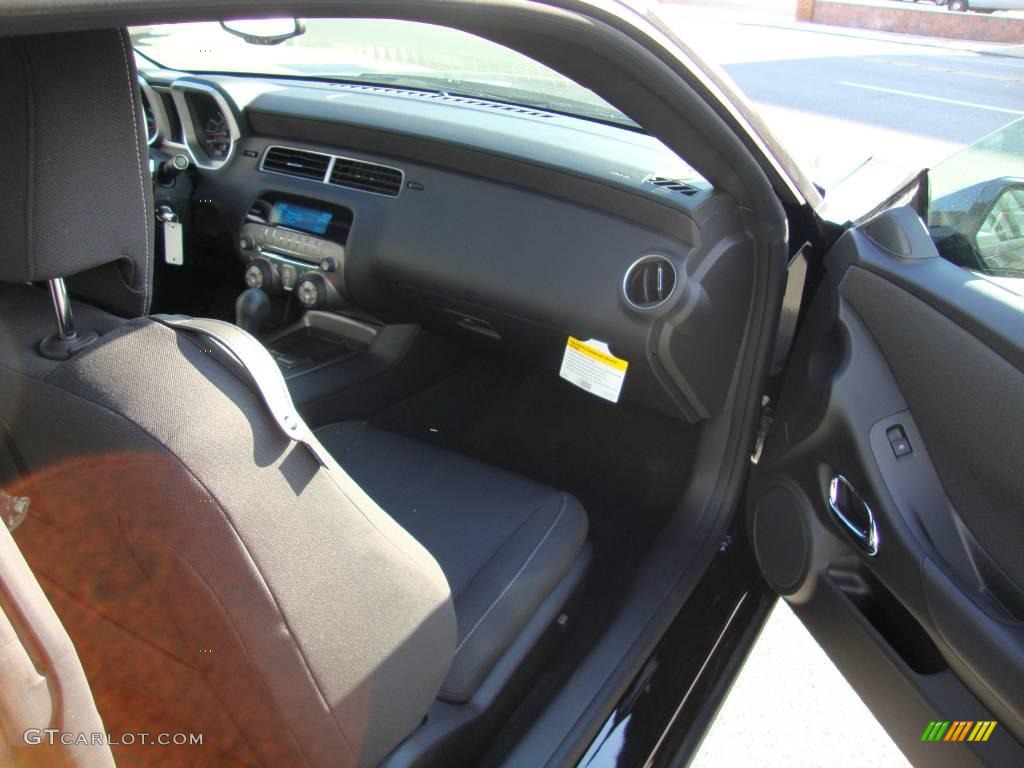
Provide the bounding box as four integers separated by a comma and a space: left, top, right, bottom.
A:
270, 202, 333, 235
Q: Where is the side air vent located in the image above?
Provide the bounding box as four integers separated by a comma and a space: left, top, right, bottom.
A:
156, 89, 184, 144
329, 157, 403, 197
623, 255, 677, 310
262, 147, 331, 181
647, 176, 700, 197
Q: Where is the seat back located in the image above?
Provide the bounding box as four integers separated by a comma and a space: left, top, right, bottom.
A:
0, 28, 456, 768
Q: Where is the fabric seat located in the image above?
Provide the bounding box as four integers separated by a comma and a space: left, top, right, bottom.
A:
0, 26, 590, 768
1, 30, 457, 768
316, 422, 589, 703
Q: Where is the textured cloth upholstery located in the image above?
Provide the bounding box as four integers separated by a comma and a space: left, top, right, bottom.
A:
0, 30, 153, 316
0, 285, 457, 768
317, 421, 589, 703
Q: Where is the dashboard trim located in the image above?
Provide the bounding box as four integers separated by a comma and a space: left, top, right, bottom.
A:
138, 75, 165, 146
170, 80, 241, 171
247, 110, 702, 244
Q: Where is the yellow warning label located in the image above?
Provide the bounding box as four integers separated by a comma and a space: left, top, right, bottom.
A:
560, 337, 629, 402
566, 337, 629, 371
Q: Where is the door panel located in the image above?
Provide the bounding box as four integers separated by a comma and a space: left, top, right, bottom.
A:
749, 205, 1024, 766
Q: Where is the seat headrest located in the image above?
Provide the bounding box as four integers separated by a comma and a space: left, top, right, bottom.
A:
0, 29, 154, 317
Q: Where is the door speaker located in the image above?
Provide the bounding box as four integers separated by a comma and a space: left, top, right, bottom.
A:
752, 483, 811, 595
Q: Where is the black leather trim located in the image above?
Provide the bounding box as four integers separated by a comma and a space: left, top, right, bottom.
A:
317, 421, 589, 702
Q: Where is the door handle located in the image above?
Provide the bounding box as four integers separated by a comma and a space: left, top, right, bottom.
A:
828, 475, 880, 557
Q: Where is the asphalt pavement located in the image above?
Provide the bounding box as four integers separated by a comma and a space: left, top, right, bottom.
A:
651, 4, 1024, 766
656, 2, 1024, 188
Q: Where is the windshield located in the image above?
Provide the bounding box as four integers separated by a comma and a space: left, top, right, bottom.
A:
130, 19, 638, 129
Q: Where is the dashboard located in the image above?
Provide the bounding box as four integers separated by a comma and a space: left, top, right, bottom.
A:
139, 69, 757, 423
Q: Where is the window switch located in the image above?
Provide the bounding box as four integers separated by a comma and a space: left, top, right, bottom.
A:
887, 426, 913, 458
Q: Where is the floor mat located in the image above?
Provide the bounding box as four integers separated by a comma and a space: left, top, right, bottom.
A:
370, 353, 700, 687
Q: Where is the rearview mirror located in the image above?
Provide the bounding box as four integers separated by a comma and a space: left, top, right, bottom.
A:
220, 18, 305, 46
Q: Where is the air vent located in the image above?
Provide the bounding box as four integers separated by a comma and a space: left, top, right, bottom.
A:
261, 147, 331, 181
329, 157, 403, 197
647, 176, 699, 197
623, 255, 677, 310
157, 89, 183, 143
246, 199, 271, 223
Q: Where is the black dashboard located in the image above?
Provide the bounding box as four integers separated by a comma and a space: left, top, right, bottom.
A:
140, 70, 757, 423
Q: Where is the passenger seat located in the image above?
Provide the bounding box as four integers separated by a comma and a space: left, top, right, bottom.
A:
317, 422, 590, 705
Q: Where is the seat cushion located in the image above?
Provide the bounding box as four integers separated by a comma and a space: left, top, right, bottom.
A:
316, 421, 588, 703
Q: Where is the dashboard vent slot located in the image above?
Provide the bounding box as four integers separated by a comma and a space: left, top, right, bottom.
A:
647, 176, 699, 197
246, 199, 272, 224
156, 89, 183, 144
262, 147, 331, 181
623, 256, 677, 310
329, 157, 403, 197
326, 83, 557, 119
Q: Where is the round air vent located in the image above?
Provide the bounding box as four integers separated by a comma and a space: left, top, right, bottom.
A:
623, 255, 677, 310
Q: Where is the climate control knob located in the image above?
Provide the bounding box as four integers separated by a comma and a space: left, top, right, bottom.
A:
295, 274, 326, 309
244, 258, 276, 292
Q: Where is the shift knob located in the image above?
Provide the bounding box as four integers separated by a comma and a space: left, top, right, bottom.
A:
235, 287, 271, 336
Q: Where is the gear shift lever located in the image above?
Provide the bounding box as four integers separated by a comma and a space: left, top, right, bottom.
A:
235, 288, 272, 336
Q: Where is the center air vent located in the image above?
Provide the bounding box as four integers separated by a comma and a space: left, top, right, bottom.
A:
329, 157, 403, 197
259, 145, 404, 197
623, 255, 677, 310
262, 147, 331, 181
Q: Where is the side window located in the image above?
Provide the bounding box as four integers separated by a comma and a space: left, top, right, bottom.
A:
974, 187, 1024, 277
927, 118, 1024, 282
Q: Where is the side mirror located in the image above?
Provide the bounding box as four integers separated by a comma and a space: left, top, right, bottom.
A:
220, 18, 305, 46
972, 180, 1024, 278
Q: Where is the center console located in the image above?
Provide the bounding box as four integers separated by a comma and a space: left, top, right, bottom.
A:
230, 193, 460, 426
263, 311, 376, 377
237, 193, 352, 311
263, 312, 459, 427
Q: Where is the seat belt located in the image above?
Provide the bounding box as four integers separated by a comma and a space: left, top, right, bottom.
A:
151, 315, 335, 468
751, 241, 811, 464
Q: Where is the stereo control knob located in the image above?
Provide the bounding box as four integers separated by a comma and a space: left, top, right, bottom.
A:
296, 274, 326, 309
239, 234, 255, 251
244, 258, 276, 292
319, 256, 339, 273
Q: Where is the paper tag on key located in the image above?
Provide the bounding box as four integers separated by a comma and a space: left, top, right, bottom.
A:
163, 220, 184, 265
559, 337, 628, 403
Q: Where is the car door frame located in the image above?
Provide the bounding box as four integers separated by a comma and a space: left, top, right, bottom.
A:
747, 201, 1024, 766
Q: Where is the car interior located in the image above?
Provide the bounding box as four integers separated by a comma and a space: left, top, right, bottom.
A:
0, 4, 796, 768
6, 2, 1024, 768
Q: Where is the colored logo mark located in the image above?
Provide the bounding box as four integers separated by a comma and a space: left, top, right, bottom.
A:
921, 721, 997, 742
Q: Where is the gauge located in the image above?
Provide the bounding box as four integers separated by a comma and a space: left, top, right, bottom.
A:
203, 111, 231, 159
144, 103, 157, 142
139, 90, 159, 144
